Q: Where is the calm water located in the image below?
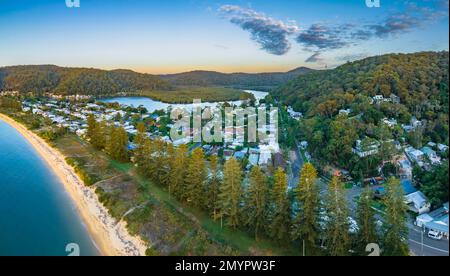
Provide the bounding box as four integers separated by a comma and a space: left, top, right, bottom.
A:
101, 90, 269, 113
0, 120, 99, 256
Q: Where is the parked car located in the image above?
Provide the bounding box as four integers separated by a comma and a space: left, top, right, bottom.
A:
428, 230, 443, 240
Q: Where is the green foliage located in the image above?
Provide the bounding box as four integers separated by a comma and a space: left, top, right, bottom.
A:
416, 161, 449, 208
325, 177, 351, 256
219, 158, 243, 229
269, 168, 291, 243
0, 65, 171, 96
382, 177, 409, 256
291, 163, 320, 254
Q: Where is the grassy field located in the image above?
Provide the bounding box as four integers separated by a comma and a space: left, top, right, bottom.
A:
127, 86, 253, 104
53, 134, 299, 256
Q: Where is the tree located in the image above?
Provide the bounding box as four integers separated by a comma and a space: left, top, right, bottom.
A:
382, 177, 409, 256
169, 144, 189, 200
86, 114, 97, 141
325, 176, 351, 256
185, 148, 207, 208
106, 126, 129, 162
355, 186, 378, 255
219, 158, 243, 229
206, 155, 221, 219
243, 166, 269, 240
418, 161, 449, 207
291, 163, 320, 255
269, 168, 291, 243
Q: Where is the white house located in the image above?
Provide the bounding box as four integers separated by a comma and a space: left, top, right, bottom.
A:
353, 139, 379, 158
405, 191, 431, 214
405, 147, 425, 166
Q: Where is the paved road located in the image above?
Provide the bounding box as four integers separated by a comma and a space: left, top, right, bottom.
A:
407, 222, 449, 256
288, 145, 304, 189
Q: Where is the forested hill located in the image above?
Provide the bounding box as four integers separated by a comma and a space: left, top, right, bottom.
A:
160, 67, 314, 88
0, 65, 172, 96
273, 51, 449, 118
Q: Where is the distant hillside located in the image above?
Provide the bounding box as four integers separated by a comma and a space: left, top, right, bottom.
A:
160, 67, 314, 88
0, 65, 172, 96
0, 65, 314, 96
274, 51, 449, 117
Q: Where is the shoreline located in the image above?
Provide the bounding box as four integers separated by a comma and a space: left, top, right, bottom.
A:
0, 113, 148, 256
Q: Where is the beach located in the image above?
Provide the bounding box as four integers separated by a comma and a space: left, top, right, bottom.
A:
0, 114, 148, 256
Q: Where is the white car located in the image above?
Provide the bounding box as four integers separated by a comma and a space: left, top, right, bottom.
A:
428, 230, 443, 240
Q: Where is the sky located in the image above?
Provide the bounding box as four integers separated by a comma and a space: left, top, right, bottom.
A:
0, 0, 448, 74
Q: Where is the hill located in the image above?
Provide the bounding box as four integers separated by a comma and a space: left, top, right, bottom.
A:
160, 67, 314, 88
274, 52, 449, 117
273, 51, 449, 180
0, 65, 172, 96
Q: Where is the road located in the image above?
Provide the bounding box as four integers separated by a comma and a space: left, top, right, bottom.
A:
316, 181, 449, 256
288, 144, 304, 189
407, 221, 449, 256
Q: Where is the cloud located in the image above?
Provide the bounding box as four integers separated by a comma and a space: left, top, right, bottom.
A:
296, 24, 349, 51
336, 53, 369, 62
305, 52, 323, 63
219, 5, 299, 55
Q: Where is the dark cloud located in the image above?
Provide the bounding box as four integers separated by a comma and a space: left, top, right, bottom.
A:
296, 24, 349, 51
305, 52, 323, 63
219, 5, 299, 55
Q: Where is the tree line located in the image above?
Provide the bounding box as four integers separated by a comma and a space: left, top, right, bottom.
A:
86, 117, 410, 256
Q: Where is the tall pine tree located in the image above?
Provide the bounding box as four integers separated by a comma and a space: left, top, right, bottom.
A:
270, 168, 291, 243
243, 166, 269, 240
383, 177, 409, 256
206, 154, 221, 219
325, 176, 351, 256
291, 163, 320, 255
219, 158, 243, 229
185, 148, 207, 208
356, 186, 378, 255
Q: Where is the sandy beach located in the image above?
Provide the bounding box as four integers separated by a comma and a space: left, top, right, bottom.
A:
0, 114, 148, 256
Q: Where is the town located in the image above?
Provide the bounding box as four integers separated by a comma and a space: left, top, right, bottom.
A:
2, 89, 448, 256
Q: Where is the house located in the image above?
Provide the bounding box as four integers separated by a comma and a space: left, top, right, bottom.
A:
405, 147, 425, 166
339, 109, 352, 116
300, 141, 308, 150
390, 94, 401, 104
382, 118, 397, 128
416, 202, 449, 240
437, 144, 449, 153
421, 146, 441, 165
398, 158, 413, 179
234, 151, 246, 160
405, 191, 431, 214
248, 153, 259, 166
373, 95, 384, 103
353, 139, 379, 158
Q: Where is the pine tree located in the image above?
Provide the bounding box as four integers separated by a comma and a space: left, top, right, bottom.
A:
107, 126, 129, 162
243, 166, 269, 240
206, 154, 221, 218
185, 148, 207, 208
291, 163, 320, 255
219, 157, 243, 229
86, 114, 97, 141
92, 120, 107, 150
325, 176, 351, 256
356, 186, 378, 255
133, 122, 147, 167
269, 167, 291, 243
160, 143, 175, 187
169, 144, 189, 200
383, 177, 409, 256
